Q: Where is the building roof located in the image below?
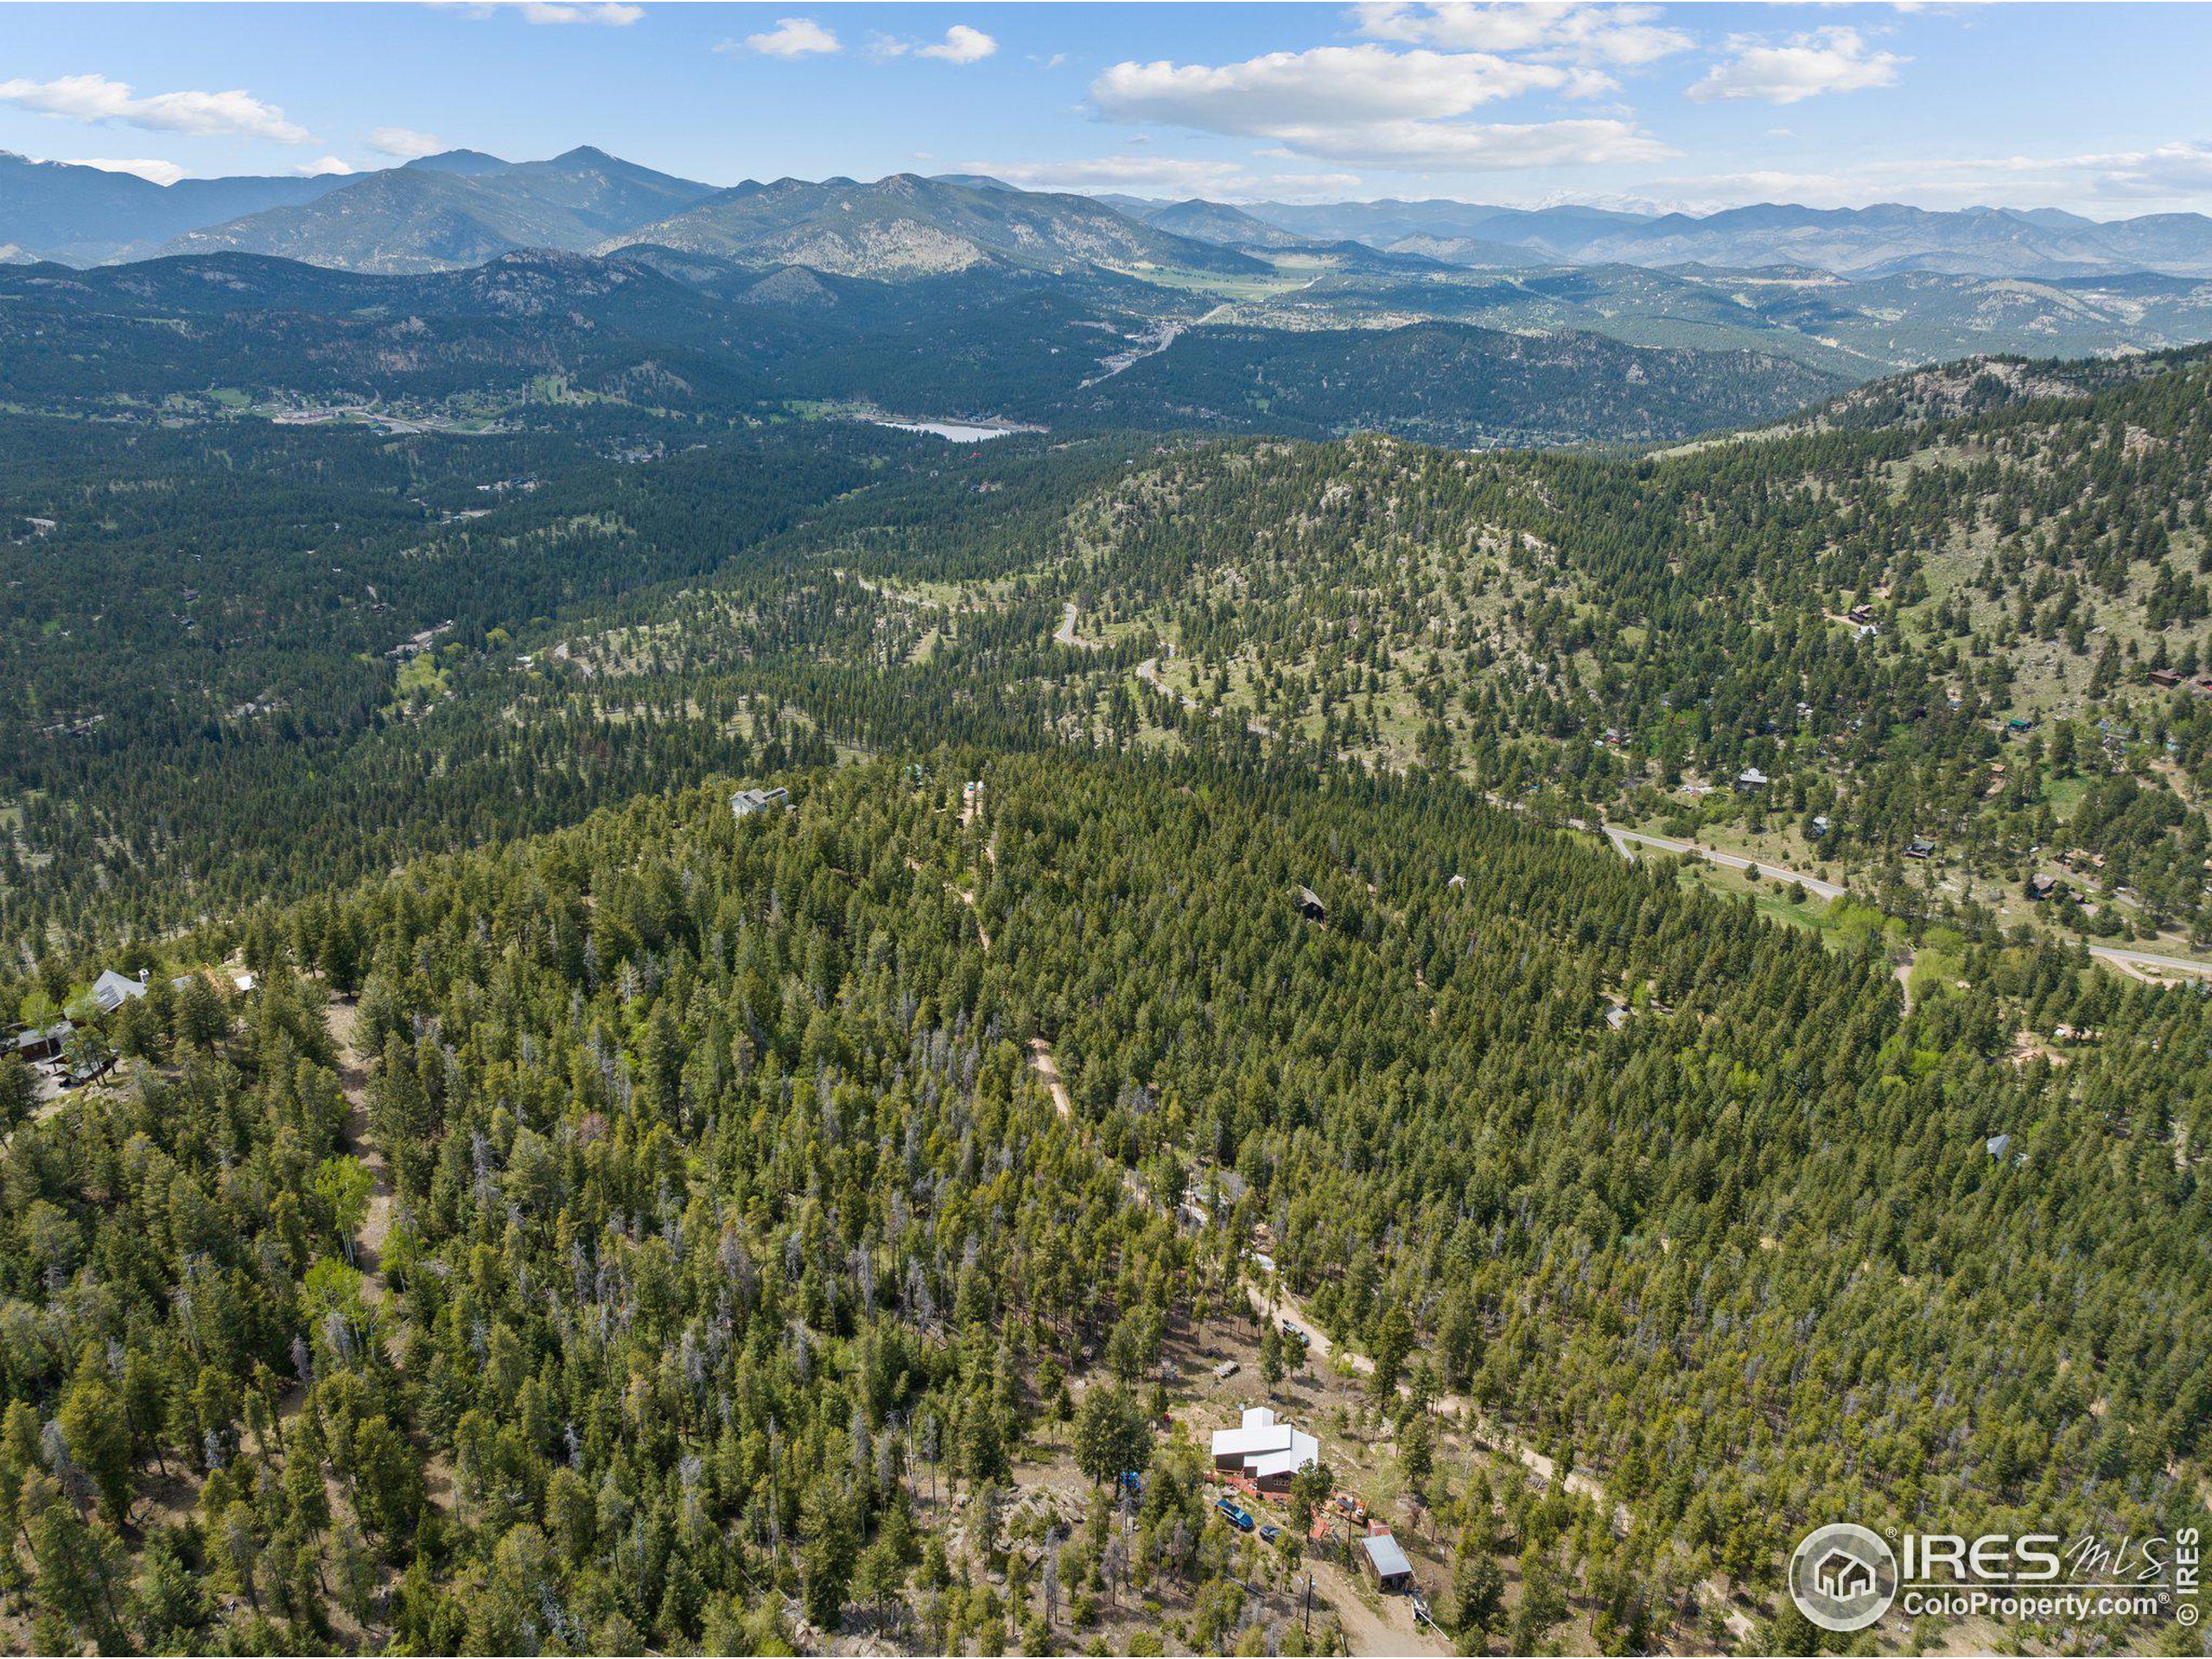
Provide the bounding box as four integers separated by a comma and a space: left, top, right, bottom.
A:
1211, 1407, 1293, 1460
90, 969, 147, 1015
1362, 1533, 1414, 1580
1210, 1407, 1319, 1480
732, 785, 790, 817
13, 1020, 73, 1052
1246, 1428, 1320, 1480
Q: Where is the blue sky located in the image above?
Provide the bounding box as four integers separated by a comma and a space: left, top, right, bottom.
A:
4, 3, 2211, 215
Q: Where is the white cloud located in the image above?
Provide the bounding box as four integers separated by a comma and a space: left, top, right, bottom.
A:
1353, 3, 1694, 67
960, 155, 1369, 203
1090, 45, 1669, 171
1632, 141, 2212, 214
2099, 140, 2212, 198
1276, 117, 1669, 169
449, 2, 644, 23
296, 156, 354, 176
1687, 28, 1906, 105
872, 24, 997, 64
369, 125, 447, 159
61, 156, 185, 186
1096, 46, 1569, 131
918, 25, 998, 64
969, 156, 1258, 195
729, 16, 841, 58
0, 73, 308, 143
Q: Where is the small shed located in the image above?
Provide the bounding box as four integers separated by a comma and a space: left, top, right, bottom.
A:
1904, 837, 1936, 860
1736, 766, 1769, 791
1362, 1531, 1416, 1593
1294, 885, 1327, 923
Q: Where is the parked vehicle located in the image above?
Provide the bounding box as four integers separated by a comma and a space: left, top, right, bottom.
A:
1259, 1523, 1281, 1543
1215, 1497, 1255, 1532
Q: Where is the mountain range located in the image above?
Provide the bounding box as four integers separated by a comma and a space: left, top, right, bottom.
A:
7, 144, 2212, 413
1186, 196, 2212, 279
14, 144, 2212, 283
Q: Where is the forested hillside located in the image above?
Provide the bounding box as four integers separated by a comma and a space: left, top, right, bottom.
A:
3, 752, 2207, 1654
6, 282, 2212, 1656
10, 343, 2212, 970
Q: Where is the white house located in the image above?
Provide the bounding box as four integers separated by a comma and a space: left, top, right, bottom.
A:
1209, 1407, 1319, 1493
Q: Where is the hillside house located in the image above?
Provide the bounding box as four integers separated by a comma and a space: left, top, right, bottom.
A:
90, 969, 148, 1016
732, 786, 790, 820
1210, 1407, 1319, 1494
1294, 886, 1327, 923
11, 1021, 71, 1064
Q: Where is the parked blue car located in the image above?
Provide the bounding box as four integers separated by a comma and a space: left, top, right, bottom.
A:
1215, 1497, 1255, 1532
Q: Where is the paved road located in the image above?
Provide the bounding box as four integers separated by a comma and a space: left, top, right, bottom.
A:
1053, 601, 1099, 651
2088, 943, 2212, 979
1599, 825, 1848, 901
1598, 823, 2212, 980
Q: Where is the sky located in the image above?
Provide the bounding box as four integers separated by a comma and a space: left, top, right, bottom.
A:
3, 3, 2212, 217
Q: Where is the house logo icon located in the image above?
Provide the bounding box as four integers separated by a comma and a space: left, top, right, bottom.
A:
1815, 1549, 1874, 1600
1790, 1523, 1898, 1632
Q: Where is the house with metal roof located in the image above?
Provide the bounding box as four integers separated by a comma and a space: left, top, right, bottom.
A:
90, 969, 148, 1016
732, 786, 790, 820
1209, 1407, 1321, 1493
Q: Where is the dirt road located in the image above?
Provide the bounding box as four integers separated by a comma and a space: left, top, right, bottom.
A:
1306, 1559, 1452, 1657
326, 997, 395, 1307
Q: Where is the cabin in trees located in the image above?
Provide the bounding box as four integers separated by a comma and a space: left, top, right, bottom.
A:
1294, 886, 1327, 923
1211, 1407, 1319, 1494
90, 969, 148, 1015
1735, 766, 1769, 791
10, 1021, 70, 1064
732, 786, 790, 820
